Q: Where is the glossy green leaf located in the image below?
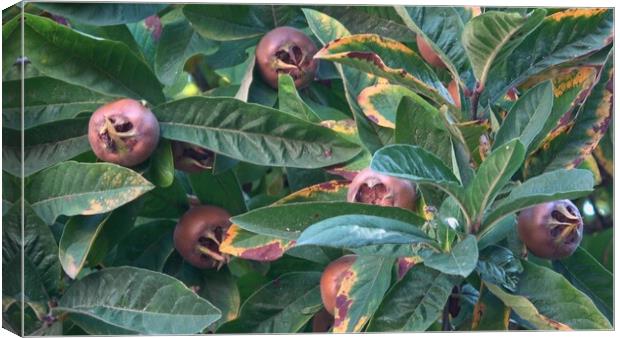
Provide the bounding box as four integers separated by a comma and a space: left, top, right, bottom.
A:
296, 214, 430, 248
465, 139, 525, 225
56, 267, 221, 334
493, 81, 554, 151
423, 235, 478, 277
59, 202, 139, 279
3, 117, 90, 177
463, 10, 546, 86
188, 169, 247, 216
553, 247, 613, 321
315, 34, 452, 106
107, 220, 176, 271
332, 256, 393, 332
3, 76, 116, 130
367, 264, 460, 331
476, 245, 523, 291
153, 96, 361, 168
278, 74, 322, 123
154, 13, 218, 85
183, 4, 267, 41
218, 272, 322, 333
2, 16, 20, 78
34, 3, 166, 25
145, 139, 174, 188
231, 201, 425, 241
481, 169, 594, 230
2, 173, 19, 215
22, 14, 164, 104
25, 161, 154, 224
487, 260, 612, 330
198, 269, 241, 330
477, 215, 516, 251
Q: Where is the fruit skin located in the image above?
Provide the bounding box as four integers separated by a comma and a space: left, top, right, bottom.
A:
256, 26, 318, 89
320, 255, 356, 315
517, 200, 583, 259
347, 167, 416, 211
88, 98, 159, 167
311, 308, 333, 332
173, 205, 231, 269
416, 34, 445, 68
171, 141, 214, 173
448, 79, 461, 109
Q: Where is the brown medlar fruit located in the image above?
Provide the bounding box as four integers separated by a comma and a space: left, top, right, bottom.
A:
171, 141, 214, 173
347, 168, 416, 211
173, 205, 231, 269
88, 98, 160, 167
256, 26, 318, 89
517, 200, 583, 259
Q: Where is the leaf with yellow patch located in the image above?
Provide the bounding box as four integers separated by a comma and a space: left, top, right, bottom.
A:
315, 34, 454, 109
220, 225, 295, 262
333, 256, 393, 333
25, 161, 154, 224
274, 180, 349, 205
358, 84, 421, 129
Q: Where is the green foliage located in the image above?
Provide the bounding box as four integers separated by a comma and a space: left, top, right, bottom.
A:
3, 3, 613, 334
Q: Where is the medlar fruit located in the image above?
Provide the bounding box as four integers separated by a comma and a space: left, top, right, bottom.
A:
256, 26, 318, 89
173, 205, 231, 269
416, 34, 445, 68
88, 98, 160, 167
311, 308, 334, 332
172, 141, 214, 173
347, 168, 416, 211
517, 200, 583, 259
320, 255, 356, 315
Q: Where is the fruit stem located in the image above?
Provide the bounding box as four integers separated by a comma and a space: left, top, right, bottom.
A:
470, 82, 483, 120
196, 245, 226, 262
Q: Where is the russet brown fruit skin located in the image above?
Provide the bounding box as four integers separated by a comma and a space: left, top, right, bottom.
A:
256, 26, 318, 89
173, 205, 231, 269
171, 141, 214, 173
347, 168, 416, 211
416, 34, 445, 68
320, 255, 356, 315
311, 308, 334, 332
517, 200, 583, 259
448, 80, 461, 109
88, 99, 159, 167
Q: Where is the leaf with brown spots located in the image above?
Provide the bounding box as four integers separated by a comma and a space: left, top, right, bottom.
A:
525, 53, 613, 176
314, 34, 454, 110
25, 161, 154, 224
471, 283, 511, 330
219, 225, 294, 262
274, 180, 349, 205
333, 256, 393, 333
358, 84, 420, 129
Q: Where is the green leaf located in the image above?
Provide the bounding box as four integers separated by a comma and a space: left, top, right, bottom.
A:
34, 3, 166, 25
481, 169, 594, 230
3, 117, 90, 177
153, 96, 361, 168
231, 201, 425, 241
2, 172, 20, 215
56, 267, 221, 334
332, 256, 394, 333
217, 272, 322, 333
3, 16, 20, 78
2, 76, 116, 130
484, 8, 613, 103
463, 10, 546, 86
423, 235, 478, 277
296, 214, 430, 248
278, 74, 322, 123
107, 220, 176, 271
23, 14, 164, 104
486, 260, 612, 330
477, 214, 516, 250
154, 13, 218, 85
464, 139, 525, 225
394, 94, 452, 167
25, 161, 154, 224
367, 264, 460, 331
188, 170, 247, 216
320, 7, 415, 42
314, 34, 452, 107
493, 81, 554, 152
3, 202, 62, 299
303, 8, 390, 154
183, 4, 267, 41
145, 138, 174, 188
553, 247, 613, 321
59, 202, 139, 279
359, 83, 418, 129
393, 6, 470, 83
138, 176, 188, 219
476, 245, 523, 291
